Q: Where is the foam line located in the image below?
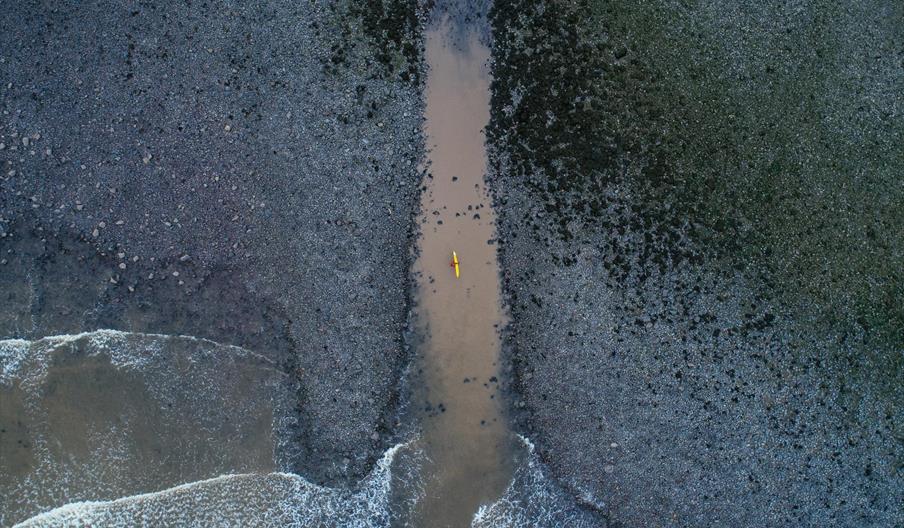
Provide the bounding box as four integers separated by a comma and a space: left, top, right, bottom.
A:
16, 441, 414, 528
471, 435, 601, 528
0, 329, 278, 384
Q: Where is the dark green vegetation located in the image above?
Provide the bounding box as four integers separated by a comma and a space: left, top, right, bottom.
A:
488, 0, 902, 525
326, 0, 422, 83
490, 0, 902, 357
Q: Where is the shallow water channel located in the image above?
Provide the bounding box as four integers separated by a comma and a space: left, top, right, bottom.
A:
407, 14, 516, 528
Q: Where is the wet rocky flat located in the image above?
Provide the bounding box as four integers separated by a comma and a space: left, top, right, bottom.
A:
1, 0, 901, 526
0, 0, 424, 519
487, 0, 902, 526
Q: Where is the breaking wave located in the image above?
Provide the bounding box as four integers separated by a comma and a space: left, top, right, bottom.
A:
2, 332, 600, 527
1, 330, 292, 526
16, 442, 416, 528
471, 436, 603, 528
2, 330, 424, 528
0, 329, 277, 384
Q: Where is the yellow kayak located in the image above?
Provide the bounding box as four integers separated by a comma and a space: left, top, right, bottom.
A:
451, 251, 460, 278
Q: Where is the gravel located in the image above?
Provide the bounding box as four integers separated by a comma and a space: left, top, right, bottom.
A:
487, 1, 903, 526
0, 0, 424, 486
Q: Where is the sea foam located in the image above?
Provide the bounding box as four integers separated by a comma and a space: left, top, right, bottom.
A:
2, 332, 598, 527
1, 330, 290, 526
471, 436, 603, 528
16, 441, 414, 528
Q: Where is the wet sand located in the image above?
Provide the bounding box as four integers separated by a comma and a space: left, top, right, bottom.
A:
409, 16, 514, 528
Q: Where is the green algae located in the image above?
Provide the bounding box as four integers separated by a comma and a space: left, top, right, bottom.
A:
489, 0, 903, 350
324, 0, 422, 84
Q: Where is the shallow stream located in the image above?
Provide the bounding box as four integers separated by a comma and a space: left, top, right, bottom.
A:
406, 13, 516, 528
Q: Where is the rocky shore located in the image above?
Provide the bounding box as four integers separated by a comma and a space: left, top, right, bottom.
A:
487, 1, 902, 526
1, 0, 424, 490
3, 0, 901, 525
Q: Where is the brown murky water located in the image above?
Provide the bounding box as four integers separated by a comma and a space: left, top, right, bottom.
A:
409, 16, 515, 528
0, 332, 282, 525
